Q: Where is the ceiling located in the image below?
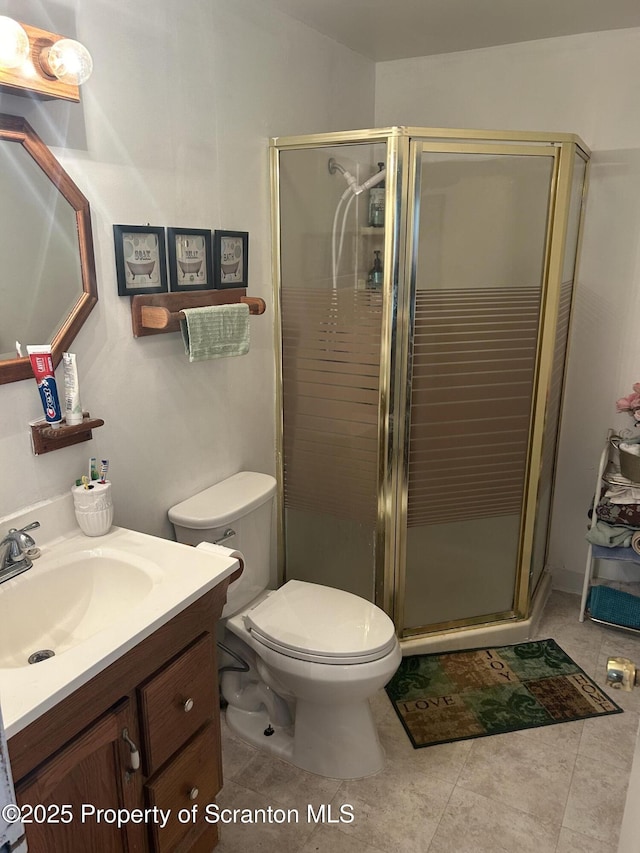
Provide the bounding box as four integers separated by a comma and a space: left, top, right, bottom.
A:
268, 0, 640, 62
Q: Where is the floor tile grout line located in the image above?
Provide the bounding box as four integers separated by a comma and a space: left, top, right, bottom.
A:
556, 745, 580, 841
436, 778, 566, 851
425, 776, 459, 852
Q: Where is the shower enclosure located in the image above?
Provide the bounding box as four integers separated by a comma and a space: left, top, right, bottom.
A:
270, 127, 589, 649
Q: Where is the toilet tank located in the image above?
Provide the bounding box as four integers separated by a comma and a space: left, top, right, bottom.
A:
168, 471, 277, 615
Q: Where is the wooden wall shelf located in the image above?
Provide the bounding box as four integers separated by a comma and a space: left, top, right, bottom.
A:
31, 412, 104, 455
131, 288, 266, 338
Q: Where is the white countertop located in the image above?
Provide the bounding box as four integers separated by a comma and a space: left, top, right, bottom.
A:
0, 522, 237, 739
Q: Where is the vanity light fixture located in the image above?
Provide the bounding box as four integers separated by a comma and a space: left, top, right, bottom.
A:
0, 17, 92, 102
0, 17, 29, 69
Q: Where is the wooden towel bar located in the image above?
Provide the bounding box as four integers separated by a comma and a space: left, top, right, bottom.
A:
131, 288, 266, 337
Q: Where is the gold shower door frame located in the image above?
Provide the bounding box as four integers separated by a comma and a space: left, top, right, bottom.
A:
270, 127, 590, 642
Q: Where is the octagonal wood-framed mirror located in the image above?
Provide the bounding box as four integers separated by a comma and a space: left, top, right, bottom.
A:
0, 113, 97, 384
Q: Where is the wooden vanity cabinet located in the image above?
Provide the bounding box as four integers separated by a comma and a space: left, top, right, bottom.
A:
15, 699, 146, 853
9, 580, 232, 853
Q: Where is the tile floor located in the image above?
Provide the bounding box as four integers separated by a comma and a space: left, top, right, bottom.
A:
214, 590, 640, 853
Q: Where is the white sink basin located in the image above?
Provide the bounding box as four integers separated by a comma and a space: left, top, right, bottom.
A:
0, 548, 162, 668
0, 505, 239, 739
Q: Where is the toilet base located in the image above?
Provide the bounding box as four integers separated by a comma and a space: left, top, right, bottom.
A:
226, 697, 385, 780
226, 705, 296, 763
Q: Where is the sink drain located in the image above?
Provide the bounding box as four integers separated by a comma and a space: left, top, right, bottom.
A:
28, 649, 55, 665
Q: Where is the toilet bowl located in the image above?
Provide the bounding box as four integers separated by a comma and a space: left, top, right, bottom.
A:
223, 580, 401, 778
169, 471, 401, 779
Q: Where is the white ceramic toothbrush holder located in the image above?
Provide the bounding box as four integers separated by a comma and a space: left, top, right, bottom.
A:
72, 482, 114, 537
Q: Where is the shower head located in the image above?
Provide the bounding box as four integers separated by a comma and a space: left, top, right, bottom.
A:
329, 157, 358, 193
328, 157, 346, 176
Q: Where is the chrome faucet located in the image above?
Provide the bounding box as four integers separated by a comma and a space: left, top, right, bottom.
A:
0, 521, 40, 584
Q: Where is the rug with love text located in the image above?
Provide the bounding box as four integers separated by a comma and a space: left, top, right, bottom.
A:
385, 638, 622, 748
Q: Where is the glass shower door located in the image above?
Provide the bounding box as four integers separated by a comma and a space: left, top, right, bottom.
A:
400, 142, 558, 635
277, 141, 390, 602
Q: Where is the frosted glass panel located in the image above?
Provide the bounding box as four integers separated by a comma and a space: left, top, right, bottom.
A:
530, 155, 588, 592
278, 144, 387, 601
403, 149, 555, 631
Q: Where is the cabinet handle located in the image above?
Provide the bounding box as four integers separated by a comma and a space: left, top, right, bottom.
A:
188, 787, 199, 801
122, 727, 141, 771
183, 698, 194, 712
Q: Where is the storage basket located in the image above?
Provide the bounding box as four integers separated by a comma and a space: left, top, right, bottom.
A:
619, 442, 640, 483
610, 436, 640, 483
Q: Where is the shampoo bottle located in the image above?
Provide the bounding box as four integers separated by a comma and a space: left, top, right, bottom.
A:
367, 162, 386, 227
367, 251, 383, 289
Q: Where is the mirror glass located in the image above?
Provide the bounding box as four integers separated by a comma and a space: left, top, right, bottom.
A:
0, 114, 97, 384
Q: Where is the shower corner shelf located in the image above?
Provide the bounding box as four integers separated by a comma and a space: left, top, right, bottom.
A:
30, 412, 104, 455
130, 288, 266, 338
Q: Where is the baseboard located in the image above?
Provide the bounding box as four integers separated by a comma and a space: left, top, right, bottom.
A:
550, 567, 584, 596
551, 562, 640, 597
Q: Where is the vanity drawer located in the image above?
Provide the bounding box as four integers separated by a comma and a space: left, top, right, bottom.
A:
146, 724, 221, 853
139, 634, 216, 773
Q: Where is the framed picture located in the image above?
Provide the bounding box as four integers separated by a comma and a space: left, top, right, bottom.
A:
167, 227, 214, 291
113, 225, 168, 296
213, 230, 249, 289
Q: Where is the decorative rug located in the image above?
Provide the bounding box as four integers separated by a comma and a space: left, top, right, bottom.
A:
385, 638, 623, 749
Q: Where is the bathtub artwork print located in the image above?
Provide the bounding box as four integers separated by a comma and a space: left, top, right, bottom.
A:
123, 231, 161, 285
174, 234, 206, 284
113, 224, 168, 296
167, 227, 214, 291
214, 230, 249, 288
220, 235, 244, 283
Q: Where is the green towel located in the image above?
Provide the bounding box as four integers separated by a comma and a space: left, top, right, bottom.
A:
180, 304, 250, 362
586, 519, 633, 548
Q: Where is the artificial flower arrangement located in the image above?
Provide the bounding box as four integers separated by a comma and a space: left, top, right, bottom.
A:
616, 383, 640, 426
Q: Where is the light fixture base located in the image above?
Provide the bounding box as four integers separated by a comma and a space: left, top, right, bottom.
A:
0, 22, 79, 102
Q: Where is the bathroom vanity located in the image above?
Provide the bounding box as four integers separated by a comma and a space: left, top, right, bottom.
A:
0, 498, 239, 853
8, 585, 227, 852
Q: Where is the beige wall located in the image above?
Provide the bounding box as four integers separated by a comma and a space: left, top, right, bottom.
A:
0, 0, 374, 537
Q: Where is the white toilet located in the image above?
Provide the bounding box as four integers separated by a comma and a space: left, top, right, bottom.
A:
169, 471, 401, 780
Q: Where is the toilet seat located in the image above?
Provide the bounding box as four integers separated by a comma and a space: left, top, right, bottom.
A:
244, 580, 397, 665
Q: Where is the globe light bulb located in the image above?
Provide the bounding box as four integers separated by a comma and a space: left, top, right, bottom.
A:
0, 17, 29, 70
44, 38, 92, 85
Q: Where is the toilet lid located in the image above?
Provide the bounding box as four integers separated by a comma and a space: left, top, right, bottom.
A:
245, 580, 397, 664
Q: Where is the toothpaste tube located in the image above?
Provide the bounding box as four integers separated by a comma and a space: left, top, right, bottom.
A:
27, 345, 62, 429
62, 352, 83, 426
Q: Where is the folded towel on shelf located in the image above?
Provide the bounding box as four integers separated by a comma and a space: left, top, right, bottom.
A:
594, 487, 640, 527
180, 304, 250, 362
604, 473, 640, 504
605, 484, 640, 504
586, 520, 634, 548
632, 531, 640, 556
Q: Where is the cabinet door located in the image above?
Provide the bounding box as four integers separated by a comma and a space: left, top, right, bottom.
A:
16, 700, 145, 853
